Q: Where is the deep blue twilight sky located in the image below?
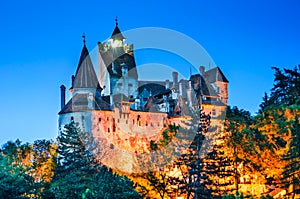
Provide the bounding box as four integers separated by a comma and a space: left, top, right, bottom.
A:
0, 0, 299, 145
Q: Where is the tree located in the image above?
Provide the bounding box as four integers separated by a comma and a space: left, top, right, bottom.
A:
262, 65, 300, 107
29, 139, 57, 198
92, 167, 142, 199
0, 140, 35, 199
226, 106, 253, 196
51, 119, 98, 198
172, 108, 213, 199
204, 128, 234, 198
281, 116, 300, 199
52, 119, 141, 198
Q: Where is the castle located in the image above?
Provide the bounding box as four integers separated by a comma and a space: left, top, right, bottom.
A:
58, 21, 229, 173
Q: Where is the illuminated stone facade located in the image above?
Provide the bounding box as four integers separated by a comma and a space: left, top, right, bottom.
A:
58, 22, 229, 173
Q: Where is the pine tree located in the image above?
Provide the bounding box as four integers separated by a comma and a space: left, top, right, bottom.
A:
92, 167, 142, 199
281, 116, 300, 199
205, 130, 234, 198
52, 119, 141, 198
268, 65, 300, 106
172, 108, 213, 199
226, 106, 252, 196
52, 119, 98, 198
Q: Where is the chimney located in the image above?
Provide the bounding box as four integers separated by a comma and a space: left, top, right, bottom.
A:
165, 80, 170, 89
199, 66, 205, 75
60, 85, 66, 110
179, 82, 183, 96
172, 72, 178, 87
71, 75, 75, 87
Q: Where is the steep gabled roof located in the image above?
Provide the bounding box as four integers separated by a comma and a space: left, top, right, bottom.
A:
204, 67, 229, 83
73, 45, 99, 89
190, 74, 218, 97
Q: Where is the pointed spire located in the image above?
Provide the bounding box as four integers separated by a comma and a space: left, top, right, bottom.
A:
111, 17, 125, 40
82, 32, 86, 46
73, 36, 100, 89
115, 16, 118, 26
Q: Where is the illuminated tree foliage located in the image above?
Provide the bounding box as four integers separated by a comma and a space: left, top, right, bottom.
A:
172, 109, 213, 199
52, 119, 141, 199
281, 116, 300, 199
260, 65, 300, 110
204, 129, 235, 198
0, 140, 34, 199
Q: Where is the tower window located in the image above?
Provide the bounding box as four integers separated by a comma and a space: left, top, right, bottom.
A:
128, 83, 133, 87
99, 118, 101, 122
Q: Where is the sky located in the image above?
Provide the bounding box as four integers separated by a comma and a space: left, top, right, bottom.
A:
0, 0, 299, 145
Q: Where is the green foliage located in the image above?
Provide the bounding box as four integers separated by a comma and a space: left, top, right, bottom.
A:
260, 65, 300, 111
281, 116, 300, 197
149, 124, 179, 151
52, 119, 141, 198
172, 109, 213, 199
92, 167, 141, 199
0, 140, 35, 199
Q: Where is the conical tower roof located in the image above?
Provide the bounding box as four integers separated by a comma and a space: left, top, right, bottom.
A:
110, 17, 125, 40
73, 37, 99, 89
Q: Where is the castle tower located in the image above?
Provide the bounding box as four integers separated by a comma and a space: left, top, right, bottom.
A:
98, 18, 138, 105
204, 67, 229, 105
58, 35, 103, 135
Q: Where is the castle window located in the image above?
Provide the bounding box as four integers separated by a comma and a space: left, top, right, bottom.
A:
117, 119, 120, 123
71, 116, 74, 121
146, 122, 148, 126
212, 109, 216, 116
133, 119, 135, 125
117, 83, 122, 86
126, 120, 128, 124
112, 118, 116, 132
81, 115, 84, 120
128, 83, 133, 87
108, 128, 110, 132
110, 144, 114, 149
98, 118, 101, 122
107, 117, 109, 121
